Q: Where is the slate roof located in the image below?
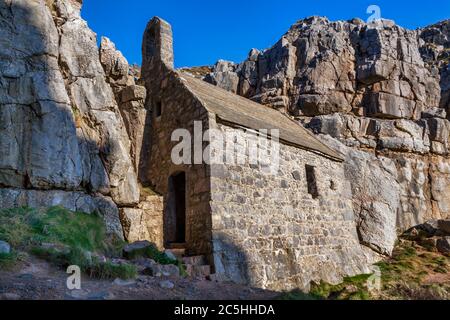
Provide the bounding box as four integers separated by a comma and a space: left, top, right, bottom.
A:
179, 72, 344, 161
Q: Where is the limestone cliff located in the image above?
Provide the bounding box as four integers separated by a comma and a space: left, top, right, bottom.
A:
204, 17, 450, 255
0, 0, 147, 237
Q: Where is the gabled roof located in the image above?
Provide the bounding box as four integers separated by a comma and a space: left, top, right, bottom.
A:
178, 73, 344, 161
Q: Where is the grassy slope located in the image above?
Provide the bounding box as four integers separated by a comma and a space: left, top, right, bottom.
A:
0, 206, 136, 279
1, 207, 447, 298
0, 206, 186, 280
279, 239, 449, 300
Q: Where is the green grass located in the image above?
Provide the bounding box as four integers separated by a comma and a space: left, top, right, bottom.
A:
0, 206, 136, 279
89, 261, 137, 280
277, 238, 449, 300
0, 252, 17, 270
277, 289, 320, 300
0, 206, 110, 250
125, 244, 175, 264
124, 243, 187, 277
139, 184, 159, 198
277, 273, 373, 300
309, 274, 373, 300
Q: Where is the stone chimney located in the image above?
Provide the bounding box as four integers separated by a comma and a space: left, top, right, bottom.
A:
142, 17, 174, 71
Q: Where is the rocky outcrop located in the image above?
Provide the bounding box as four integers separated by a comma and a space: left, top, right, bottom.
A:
0, 0, 142, 236
205, 17, 450, 255
419, 20, 450, 116
204, 60, 240, 94
206, 17, 441, 118
403, 219, 450, 255
56, 0, 140, 206
116, 84, 148, 175
99, 36, 149, 177
100, 36, 132, 91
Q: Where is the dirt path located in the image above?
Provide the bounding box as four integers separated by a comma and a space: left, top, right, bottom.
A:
0, 256, 278, 300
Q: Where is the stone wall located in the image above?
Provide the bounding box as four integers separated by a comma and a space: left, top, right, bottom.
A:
209, 123, 374, 291
141, 18, 213, 256
120, 194, 164, 249
142, 69, 212, 256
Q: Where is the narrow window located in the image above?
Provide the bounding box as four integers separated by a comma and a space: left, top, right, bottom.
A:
305, 164, 319, 199
154, 101, 162, 118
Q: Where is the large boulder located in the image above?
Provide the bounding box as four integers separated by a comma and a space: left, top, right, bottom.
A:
319, 135, 399, 255
437, 237, 450, 255
438, 220, 450, 234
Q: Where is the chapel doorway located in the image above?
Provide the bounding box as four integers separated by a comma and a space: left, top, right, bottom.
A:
165, 172, 186, 246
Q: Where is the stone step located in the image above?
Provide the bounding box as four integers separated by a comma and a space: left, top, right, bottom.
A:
166, 242, 186, 249
185, 264, 211, 278
165, 248, 185, 259
182, 255, 206, 266
206, 273, 227, 282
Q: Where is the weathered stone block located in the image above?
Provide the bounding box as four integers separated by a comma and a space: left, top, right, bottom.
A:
120, 85, 147, 103
365, 92, 417, 119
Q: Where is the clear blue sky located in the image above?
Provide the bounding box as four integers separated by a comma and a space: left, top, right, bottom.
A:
82, 0, 449, 68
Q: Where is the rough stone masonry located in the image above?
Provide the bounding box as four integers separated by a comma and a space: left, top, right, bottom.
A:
140, 16, 375, 290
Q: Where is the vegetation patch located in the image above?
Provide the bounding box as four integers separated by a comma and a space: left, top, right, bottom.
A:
124, 243, 187, 276
89, 261, 137, 280
0, 252, 17, 270
276, 289, 319, 300
278, 238, 449, 300
0, 206, 136, 279
126, 244, 174, 264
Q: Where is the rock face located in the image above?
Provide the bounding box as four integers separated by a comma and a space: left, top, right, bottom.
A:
206, 17, 450, 255
206, 17, 441, 118
100, 37, 132, 91
99, 36, 150, 178
419, 20, 450, 116
119, 195, 164, 249
0, 0, 146, 237
0, 188, 123, 237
